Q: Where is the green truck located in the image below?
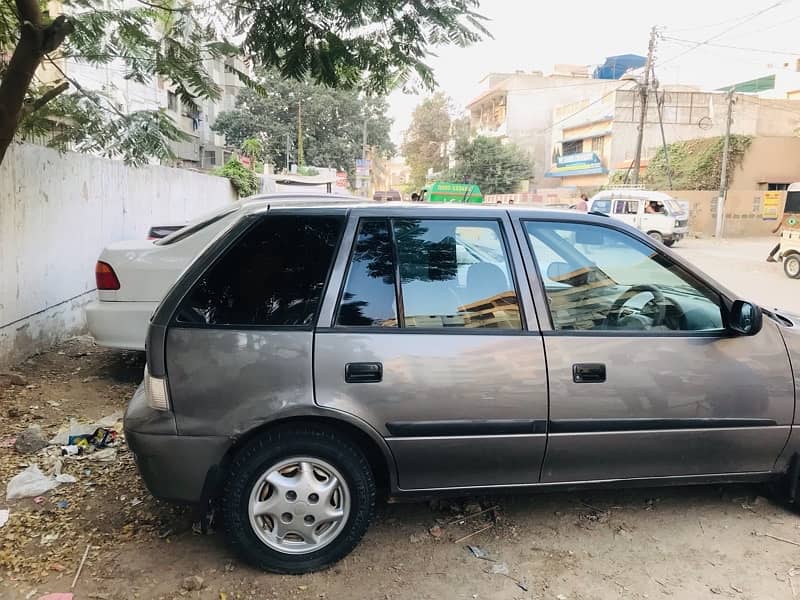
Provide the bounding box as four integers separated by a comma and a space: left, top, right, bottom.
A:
422, 181, 483, 203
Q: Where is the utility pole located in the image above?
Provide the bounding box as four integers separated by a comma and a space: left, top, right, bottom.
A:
297, 101, 304, 167
652, 64, 673, 190
716, 89, 736, 238
631, 26, 657, 185
361, 118, 368, 197
285, 133, 290, 172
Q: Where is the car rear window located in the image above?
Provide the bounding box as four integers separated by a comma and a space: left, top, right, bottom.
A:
175, 214, 344, 327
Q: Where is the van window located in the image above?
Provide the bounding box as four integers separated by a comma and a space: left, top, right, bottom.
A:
614, 199, 638, 215
591, 199, 611, 214
175, 215, 344, 327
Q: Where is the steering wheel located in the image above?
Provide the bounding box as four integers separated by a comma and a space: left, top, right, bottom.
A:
604, 284, 667, 329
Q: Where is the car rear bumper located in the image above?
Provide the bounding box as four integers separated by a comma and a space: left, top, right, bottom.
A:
85, 300, 157, 351
124, 384, 230, 504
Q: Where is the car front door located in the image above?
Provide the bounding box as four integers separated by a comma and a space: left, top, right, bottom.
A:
516, 217, 794, 482
314, 209, 548, 491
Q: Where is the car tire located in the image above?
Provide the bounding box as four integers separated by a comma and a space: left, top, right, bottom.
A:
663, 239, 675, 247
222, 427, 376, 574
784, 254, 800, 279
647, 231, 664, 244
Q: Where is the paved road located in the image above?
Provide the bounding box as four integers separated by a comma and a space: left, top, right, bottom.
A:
676, 236, 800, 312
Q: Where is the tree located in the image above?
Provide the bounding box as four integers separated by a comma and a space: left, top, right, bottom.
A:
240, 137, 265, 170
401, 93, 453, 189
450, 136, 532, 195
213, 71, 395, 177
0, 1, 488, 167
214, 157, 259, 197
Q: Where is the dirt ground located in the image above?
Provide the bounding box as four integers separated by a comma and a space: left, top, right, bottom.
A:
1, 340, 800, 600
3, 237, 800, 600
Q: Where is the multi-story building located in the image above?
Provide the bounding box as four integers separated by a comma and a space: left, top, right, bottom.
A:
38, 5, 245, 169
466, 68, 622, 183
546, 86, 800, 188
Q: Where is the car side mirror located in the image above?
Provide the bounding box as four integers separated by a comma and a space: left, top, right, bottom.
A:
729, 300, 762, 336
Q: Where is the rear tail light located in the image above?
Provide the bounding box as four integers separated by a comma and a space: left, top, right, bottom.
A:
95, 261, 120, 290
144, 365, 170, 411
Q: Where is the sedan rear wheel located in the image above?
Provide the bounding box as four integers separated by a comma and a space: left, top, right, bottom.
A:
223, 428, 375, 573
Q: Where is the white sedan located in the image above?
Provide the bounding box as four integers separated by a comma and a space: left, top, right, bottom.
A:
85, 202, 242, 350
86, 193, 357, 350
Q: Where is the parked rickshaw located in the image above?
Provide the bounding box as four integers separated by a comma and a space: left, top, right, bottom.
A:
778, 183, 800, 279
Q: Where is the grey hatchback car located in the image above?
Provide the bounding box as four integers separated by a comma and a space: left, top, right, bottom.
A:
125, 196, 800, 573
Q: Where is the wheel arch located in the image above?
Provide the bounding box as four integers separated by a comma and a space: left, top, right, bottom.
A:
218, 413, 396, 497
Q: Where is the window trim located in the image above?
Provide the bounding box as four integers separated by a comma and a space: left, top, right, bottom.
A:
169, 212, 347, 332
520, 218, 730, 338
332, 215, 528, 334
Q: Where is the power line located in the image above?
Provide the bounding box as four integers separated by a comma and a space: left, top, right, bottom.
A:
662, 35, 800, 57
657, 1, 788, 68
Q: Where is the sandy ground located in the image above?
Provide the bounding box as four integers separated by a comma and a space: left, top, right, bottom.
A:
2, 237, 800, 600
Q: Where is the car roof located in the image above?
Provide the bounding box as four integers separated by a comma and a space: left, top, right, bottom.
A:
238, 194, 605, 223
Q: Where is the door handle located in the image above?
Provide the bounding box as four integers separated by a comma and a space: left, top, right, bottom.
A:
573, 363, 606, 383
345, 362, 383, 383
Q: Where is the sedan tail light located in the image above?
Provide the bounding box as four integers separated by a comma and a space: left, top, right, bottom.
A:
95, 261, 120, 290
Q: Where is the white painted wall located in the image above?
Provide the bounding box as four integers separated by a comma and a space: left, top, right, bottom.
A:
0, 143, 237, 367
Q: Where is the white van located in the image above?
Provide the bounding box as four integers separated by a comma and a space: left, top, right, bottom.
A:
588, 190, 689, 247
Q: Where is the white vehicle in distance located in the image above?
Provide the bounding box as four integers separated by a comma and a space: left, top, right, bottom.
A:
588, 189, 689, 247
86, 194, 354, 351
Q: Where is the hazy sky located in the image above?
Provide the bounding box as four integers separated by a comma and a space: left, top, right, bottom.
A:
388, 0, 800, 143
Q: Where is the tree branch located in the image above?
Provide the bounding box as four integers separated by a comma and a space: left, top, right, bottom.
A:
135, 0, 189, 12
24, 81, 69, 115
15, 0, 40, 26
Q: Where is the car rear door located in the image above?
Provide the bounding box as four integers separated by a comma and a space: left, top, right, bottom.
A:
514, 216, 794, 483
314, 207, 548, 491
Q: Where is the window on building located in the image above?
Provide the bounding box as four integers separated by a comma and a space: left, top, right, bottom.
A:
562, 140, 583, 155
525, 221, 723, 333
204, 150, 217, 166
591, 136, 605, 155
167, 91, 178, 111
393, 219, 521, 329
175, 215, 344, 327
768, 183, 790, 191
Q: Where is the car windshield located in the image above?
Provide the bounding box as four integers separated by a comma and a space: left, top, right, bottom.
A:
154, 203, 241, 245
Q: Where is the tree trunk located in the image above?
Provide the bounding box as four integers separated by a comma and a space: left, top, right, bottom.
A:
0, 0, 73, 165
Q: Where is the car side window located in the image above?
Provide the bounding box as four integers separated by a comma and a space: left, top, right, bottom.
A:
336, 219, 398, 327
525, 221, 723, 333
591, 199, 611, 214
393, 219, 522, 329
175, 214, 343, 327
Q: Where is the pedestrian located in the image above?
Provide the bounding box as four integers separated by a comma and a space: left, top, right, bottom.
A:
766, 218, 785, 262
575, 193, 589, 212
411, 192, 420, 202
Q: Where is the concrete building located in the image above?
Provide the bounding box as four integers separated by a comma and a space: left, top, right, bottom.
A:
466, 70, 621, 182
718, 61, 800, 99
546, 87, 800, 188
39, 1, 245, 169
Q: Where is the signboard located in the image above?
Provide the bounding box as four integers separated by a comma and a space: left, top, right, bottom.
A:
355, 159, 370, 178
557, 152, 596, 166
336, 171, 349, 188
763, 191, 782, 220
